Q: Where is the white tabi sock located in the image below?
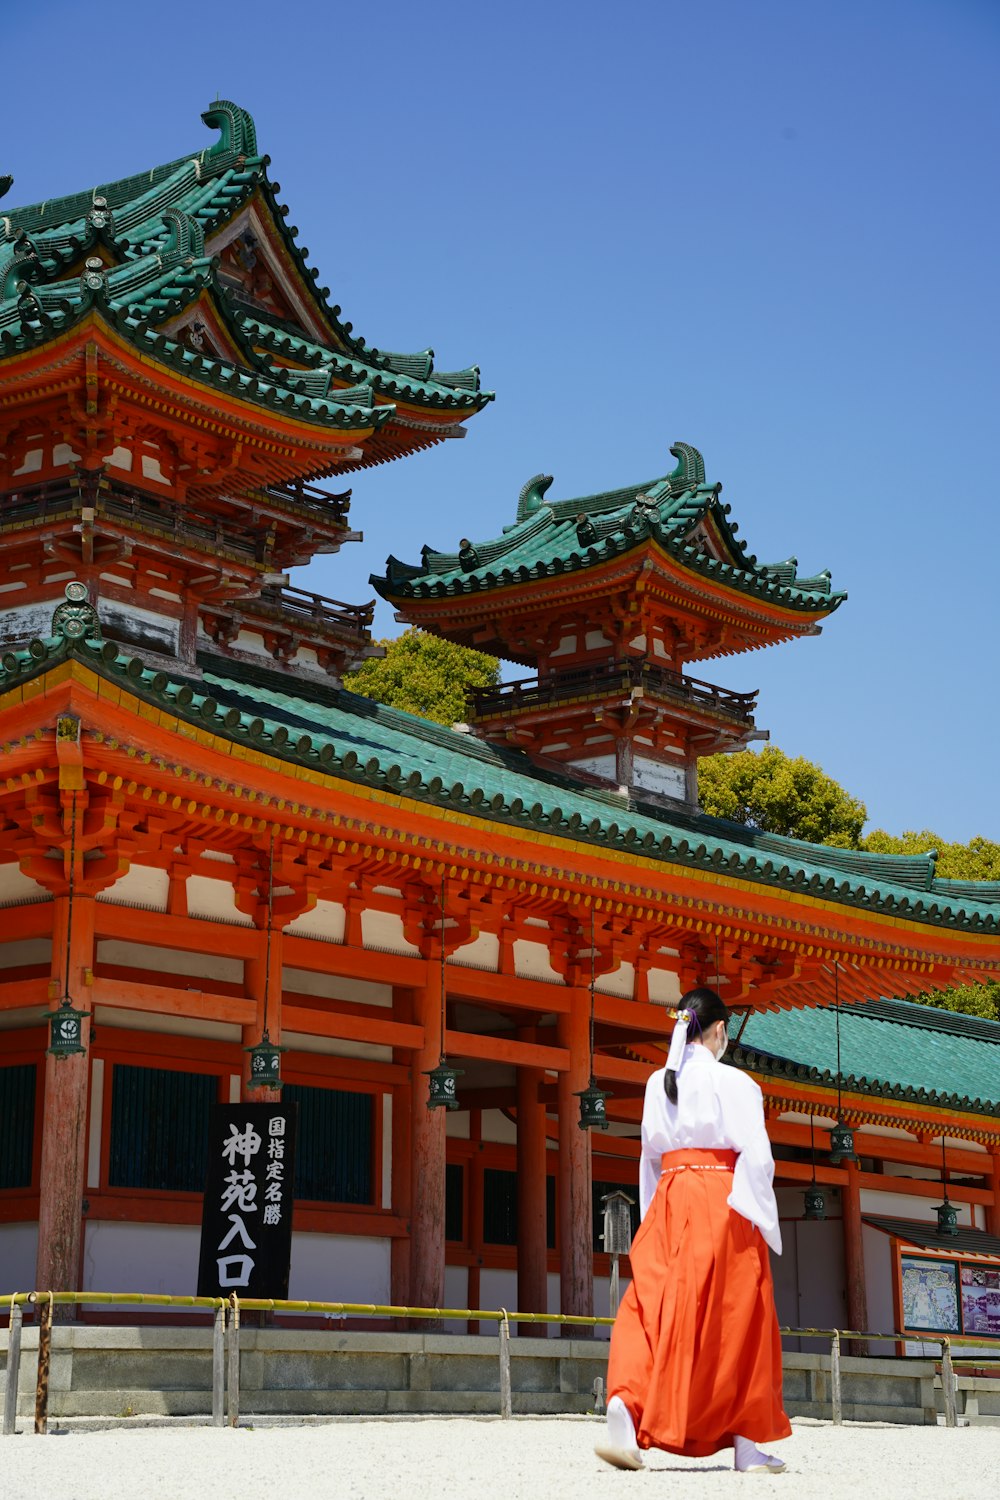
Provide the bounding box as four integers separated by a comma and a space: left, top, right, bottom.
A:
607, 1395, 639, 1452
734, 1434, 787, 1473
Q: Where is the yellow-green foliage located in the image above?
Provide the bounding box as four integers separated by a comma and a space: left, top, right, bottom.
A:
346, 628, 499, 727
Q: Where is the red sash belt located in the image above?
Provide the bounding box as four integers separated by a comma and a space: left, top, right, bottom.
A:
660, 1147, 737, 1172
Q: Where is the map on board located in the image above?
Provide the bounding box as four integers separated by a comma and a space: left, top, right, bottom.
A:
960, 1265, 1000, 1336
901, 1256, 960, 1333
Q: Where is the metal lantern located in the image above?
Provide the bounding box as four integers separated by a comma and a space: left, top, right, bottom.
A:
577, 1079, 611, 1131
935, 1199, 959, 1237
803, 1183, 827, 1221
829, 1119, 858, 1165
425, 1060, 463, 1110
47, 997, 87, 1059
246, 1030, 284, 1090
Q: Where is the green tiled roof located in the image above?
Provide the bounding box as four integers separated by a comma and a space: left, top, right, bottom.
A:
372, 441, 844, 615
1, 100, 491, 427
5, 618, 999, 946
733, 999, 1000, 1117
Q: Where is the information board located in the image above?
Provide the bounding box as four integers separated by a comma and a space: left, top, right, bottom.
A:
900, 1255, 960, 1333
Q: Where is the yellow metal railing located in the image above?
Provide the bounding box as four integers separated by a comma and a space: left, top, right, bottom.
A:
4, 1290, 997, 1435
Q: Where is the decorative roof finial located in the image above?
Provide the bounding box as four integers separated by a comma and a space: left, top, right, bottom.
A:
52, 581, 100, 642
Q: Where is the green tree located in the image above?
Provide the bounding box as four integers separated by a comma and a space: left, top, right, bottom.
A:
908, 982, 1000, 1022
861, 828, 1000, 881
697, 746, 867, 847
346, 628, 499, 727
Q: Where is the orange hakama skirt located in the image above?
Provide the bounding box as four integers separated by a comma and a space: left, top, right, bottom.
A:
606, 1147, 791, 1458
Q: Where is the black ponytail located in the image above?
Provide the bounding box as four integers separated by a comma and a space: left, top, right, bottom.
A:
664, 987, 731, 1103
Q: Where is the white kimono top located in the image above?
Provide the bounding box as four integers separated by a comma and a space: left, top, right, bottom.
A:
639, 1044, 782, 1254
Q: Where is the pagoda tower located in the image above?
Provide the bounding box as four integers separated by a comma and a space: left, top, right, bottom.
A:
0, 100, 491, 683
374, 442, 843, 804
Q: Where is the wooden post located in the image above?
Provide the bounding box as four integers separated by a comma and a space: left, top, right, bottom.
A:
33, 1294, 53, 1435
36, 895, 95, 1303
2, 1302, 22, 1435
556, 999, 593, 1332
410, 967, 446, 1313
517, 1064, 548, 1337
211, 1303, 225, 1427
842, 1164, 869, 1357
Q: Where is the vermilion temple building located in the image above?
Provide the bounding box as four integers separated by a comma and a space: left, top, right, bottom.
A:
1, 102, 998, 1352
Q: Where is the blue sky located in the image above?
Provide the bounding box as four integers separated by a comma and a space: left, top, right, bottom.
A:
7, 1, 998, 840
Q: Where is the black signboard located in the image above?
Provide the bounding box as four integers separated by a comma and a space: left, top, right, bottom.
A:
197, 1102, 298, 1299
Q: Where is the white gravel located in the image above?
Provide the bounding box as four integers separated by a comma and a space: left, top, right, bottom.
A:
2, 1416, 997, 1500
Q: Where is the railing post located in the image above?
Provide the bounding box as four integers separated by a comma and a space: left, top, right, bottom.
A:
33, 1293, 53, 1436
830, 1330, 842, 1426
941, 1339, 958, 1428
498, 1310, 512, 1420
2, 1300, 23, 1436
227, 1295, 240, 1429
212, 1302, 225, 1428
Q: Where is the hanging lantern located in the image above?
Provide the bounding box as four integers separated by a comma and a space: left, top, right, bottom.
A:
577, 1079, 611, 1131
246, 1030, 284, 1090
425, 1060, 463, 1110
829, 1118, 858, 1165
935, 1136, 957, 1235
935, 1198, 959, 1237
803, 1183, 827, 1220
47, 996, 87, 1059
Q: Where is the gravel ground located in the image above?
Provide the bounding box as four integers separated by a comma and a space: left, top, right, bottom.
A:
3, 1416, 997, 1500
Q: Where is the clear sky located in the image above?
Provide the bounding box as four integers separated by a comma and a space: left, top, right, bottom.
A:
6, 0, 998, 841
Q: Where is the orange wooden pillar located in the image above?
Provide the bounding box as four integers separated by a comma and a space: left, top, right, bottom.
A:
36, 893, 95, 1300
241, 924, 282, 1103
410, 966, 446, 1311
988, 1152, 1000, 1238
390, 986, 414, 1311
842, 1163, 869, 1356
517, 1063, 548, 1335
556, 998, 593, 1331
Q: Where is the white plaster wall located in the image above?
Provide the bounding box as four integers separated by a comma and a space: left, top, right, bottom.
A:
186, 875, 252, 926
0, 1222, 38, 1291
284, 900, 346, 944
445, 1264, 469, 1320
567, 754, 617, 783
0, 938, 51, 969
95, 1006, 241, 1043
282, 968, 390, 1008
445, 1111, 471, 1139
96, 864, 169, 911
288, 1232, 390, 1305
83, 1221, 202, 1300
861, 1223, 897, 1352
451, 932, 500, 972
480, 1108, 517, 1145
646, 967, 682, 1004
633, 755, 687, 799
513, 939, 562, 984
595, 960, 634, 999
96, 940, 244, 986
0, 866, 47, 904
862, 1188, 975, 1228
479, 1268, 517, 1318
282, 1030, 391, 1063
362, 909, 420, 956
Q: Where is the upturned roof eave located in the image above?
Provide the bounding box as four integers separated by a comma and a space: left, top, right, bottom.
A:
3, 637, 999, 948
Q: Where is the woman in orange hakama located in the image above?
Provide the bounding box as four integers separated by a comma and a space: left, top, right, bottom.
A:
596, 987, 791, 1475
